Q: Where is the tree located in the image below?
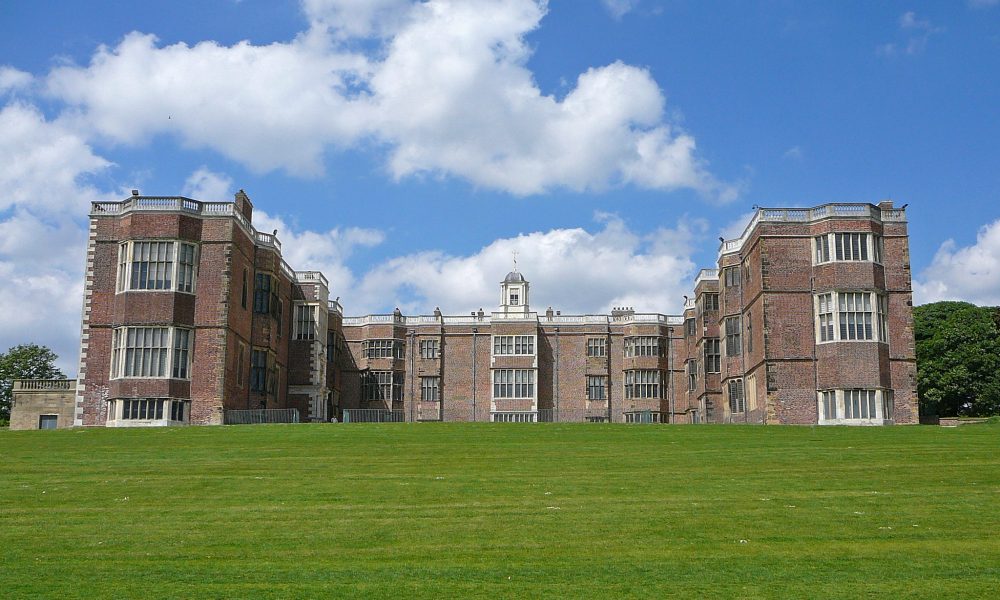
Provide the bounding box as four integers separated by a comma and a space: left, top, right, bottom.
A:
914, 301, 1000, 418
0, 344, 67, 421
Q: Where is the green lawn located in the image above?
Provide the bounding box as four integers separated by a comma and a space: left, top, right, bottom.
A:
1, 423, 998, 599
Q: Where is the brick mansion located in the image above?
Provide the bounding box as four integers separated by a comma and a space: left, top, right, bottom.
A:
12, 190, 919, 429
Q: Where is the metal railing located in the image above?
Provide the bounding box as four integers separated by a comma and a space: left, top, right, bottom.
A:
342, 409, 405, 423
224, 408, 300, 424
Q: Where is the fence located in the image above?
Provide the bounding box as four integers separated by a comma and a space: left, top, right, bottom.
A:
224, 408, 300, 425
343, 409, 405, 423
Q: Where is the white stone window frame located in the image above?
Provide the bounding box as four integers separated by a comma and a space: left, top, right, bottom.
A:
728, 378, 745, 414
419, 339, 439, 359
293, 304, 318, 341
817, 389, 894, 425
586, 375, 607, 400
492, 412, 536, 423
492, 335, 536, 356
420, 376, 440, 401
586, 337, 607, 358
623, 411, 661, 423
116, 239, 199, 294
813, 291, 888, 344
492, 368, 536, 400
704, 338, 721, 374
110, 326, 193, 380
365, 339, 404, 359
623, 336, 665, 358
106, 398, 190, 425
813, 233, 883, 266
624, 369, 662, 399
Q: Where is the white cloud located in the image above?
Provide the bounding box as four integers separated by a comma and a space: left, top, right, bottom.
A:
348, 213, 702, 315
0, 66, 33, 94
718, 210, 756, 242
182, 167, 234, 201
602, 0, 638, 20
0, 103, 112, 213
914, 218, 1000, 306
252, 210, 385, 300
40, 0, 733, 199
0, 101, 114, 374
0, 209, 89, 375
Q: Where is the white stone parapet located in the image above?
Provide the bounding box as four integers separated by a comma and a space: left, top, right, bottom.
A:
718, 202, 908, 256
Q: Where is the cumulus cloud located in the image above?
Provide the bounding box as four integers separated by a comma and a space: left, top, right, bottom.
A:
0, 66, 33, 94
0, 102, 115, 373
914, 218, 1000, 306
182, 167, 234, 201
39, 0, 732, 198
252, 210, 385, 300
346, 213, 702, 315
0, 103, 112, 212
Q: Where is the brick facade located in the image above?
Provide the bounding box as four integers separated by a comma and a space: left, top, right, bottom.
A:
73, 194, 916, 427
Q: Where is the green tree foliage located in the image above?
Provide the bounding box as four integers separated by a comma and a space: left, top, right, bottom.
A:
0, 344, 67, 421
914, 301, 1000, 417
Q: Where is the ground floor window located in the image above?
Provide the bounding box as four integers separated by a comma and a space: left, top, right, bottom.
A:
106, 398, 189, 423
38, 414, 58, 429
624, 411, 661, 423
362, 371, 402, 403
818, 389, 894, 423
420, 376, 440, 401
492, 412, 536, 423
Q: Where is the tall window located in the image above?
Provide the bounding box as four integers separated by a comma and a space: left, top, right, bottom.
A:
172, 329, 191, 379
815, 234, 831, 263
723, 266, 740, 287
587, 338, 606, 357
294, 304, 316, 340
493, 369, 535, 398
817, 293, 835, 342
704, 338, 721, 373
365, 339, 405, 359
420, 339, 439, 359
117, 240, 198, 293
420, 377, 440, 401
624, 337, 665, 358
686, 360, 697, 391
587, 376, 607, 400
250, 349, 268, 392
254, 273, 272, 314
111, 327, 192, 379
236, 343, 246, 387
728, 379, 745, 414
685, 318, 697, 337
746, 313, 753, 353
820, 390, 837, 420
701, 293, 720, 311
815, 292, 886, 342
241, 268, 248, 309
327, 331, 337, 362
624, 370, 662, 399
493, 335, 534, 356
362, 371, 401, 402
725, 317, 742, 356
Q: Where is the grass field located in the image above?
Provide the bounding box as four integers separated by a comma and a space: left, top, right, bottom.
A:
1, 423, 998, 599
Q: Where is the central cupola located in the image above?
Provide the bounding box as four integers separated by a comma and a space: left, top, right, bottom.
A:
500, 266, 529, 315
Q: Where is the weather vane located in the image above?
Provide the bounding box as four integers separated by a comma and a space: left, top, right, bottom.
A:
512, 250, 518, 271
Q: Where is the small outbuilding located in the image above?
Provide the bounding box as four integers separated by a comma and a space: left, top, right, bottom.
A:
9, 379, 77, 430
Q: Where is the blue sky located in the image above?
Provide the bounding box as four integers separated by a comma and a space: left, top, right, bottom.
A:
2, 0, 999, 373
